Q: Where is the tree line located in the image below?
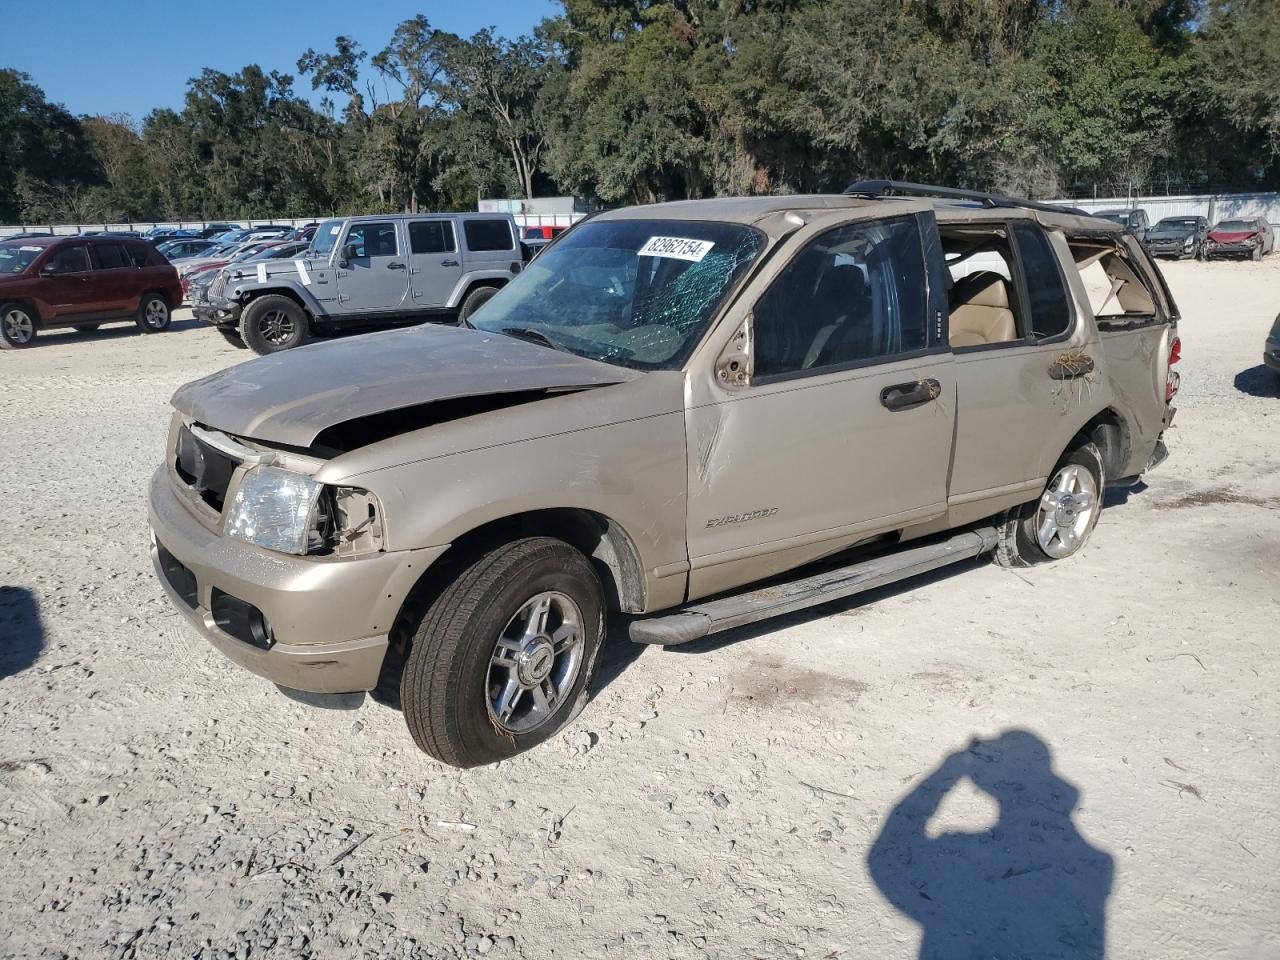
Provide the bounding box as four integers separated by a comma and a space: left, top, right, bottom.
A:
2, 0, 1277, 224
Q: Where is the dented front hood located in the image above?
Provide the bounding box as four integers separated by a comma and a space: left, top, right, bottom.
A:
171, 324, 639, 448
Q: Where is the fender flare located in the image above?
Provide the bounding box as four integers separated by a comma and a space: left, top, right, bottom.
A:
229, 279, 327, 318
446, 271, 514, 310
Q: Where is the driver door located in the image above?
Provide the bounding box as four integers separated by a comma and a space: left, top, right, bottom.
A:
37, 243, 99, 322
684, 213, 955, 600
334, 220, 409, 312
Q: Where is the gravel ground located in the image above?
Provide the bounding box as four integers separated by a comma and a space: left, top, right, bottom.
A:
1, 259, 1278, 960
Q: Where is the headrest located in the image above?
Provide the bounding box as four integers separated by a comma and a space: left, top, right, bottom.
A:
952, 271, 1010, 309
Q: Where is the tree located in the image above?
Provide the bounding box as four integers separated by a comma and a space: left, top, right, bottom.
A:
442, 29, 553, 199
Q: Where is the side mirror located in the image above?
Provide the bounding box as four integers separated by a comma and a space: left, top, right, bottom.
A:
342, 242, 359, 263
39, 266, 56, 278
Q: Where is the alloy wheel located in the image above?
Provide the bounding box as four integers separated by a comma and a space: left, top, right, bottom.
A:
144, 299, 169, 328
1035, 463, 1098, 559
258, 309, 296, 345
485, 591, 585, 735
2, 308, 34, 344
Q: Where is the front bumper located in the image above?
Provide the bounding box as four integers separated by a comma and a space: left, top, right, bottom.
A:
1204, 243, 1258, 257
148, 466, 446, 693
193, 298, 242, 326
1147, 240, 1194, 257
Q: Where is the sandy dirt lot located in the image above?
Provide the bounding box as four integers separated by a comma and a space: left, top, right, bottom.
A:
1, 258, 1278, 960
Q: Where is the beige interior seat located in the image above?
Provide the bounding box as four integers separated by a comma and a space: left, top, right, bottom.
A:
949, 272, 1018, 347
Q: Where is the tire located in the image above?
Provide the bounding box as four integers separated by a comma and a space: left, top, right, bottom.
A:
400, 537, 605, 768
239, 295, 310, 355
136, 293, 171, 333
73, 323, 101, 333
1251, 245, 1262, 262
0, 303, 37, 349
995, 441, 1104, 568
458, 285, 500, 325
215, 325, 247, 348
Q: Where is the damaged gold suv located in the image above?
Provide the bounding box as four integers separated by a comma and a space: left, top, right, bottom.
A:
149, 182, 1180, 768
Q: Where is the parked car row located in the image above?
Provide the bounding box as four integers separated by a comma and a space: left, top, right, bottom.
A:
1094, 209, 1276, 261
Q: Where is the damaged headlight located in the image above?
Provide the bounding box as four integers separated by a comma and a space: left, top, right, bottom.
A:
225, 467, 323, 555
224, 467, 383, 557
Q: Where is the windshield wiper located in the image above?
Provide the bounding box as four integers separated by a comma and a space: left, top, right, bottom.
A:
500, 326, 570, 353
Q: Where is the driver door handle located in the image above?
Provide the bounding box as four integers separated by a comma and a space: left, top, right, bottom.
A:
880, 378, 941, 412
387, 262, 406, 270
440, 259, 460, 267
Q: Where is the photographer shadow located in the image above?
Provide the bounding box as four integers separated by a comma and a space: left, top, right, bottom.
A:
868, 730, 1113, 959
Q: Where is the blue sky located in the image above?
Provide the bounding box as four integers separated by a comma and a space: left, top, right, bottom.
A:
3, 0, 560, 120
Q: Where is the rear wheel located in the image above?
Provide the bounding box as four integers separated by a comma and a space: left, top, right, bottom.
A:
136, 294, 171, 333
0, 304, 37, 349
240, 295, 310, 354
458, 285, 500, 325
995, 442, 1103, 567
400, 537, 605, 767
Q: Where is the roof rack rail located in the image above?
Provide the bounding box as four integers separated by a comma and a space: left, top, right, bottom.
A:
843, 179, 1089, 217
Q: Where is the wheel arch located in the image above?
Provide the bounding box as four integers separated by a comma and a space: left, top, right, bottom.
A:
375, 507, 646, 703
238, 284, 320, 318
448, 275, 509, 311
0, 297, 45, 328
1068, 407, 1131, 482
401, 508, 646, 618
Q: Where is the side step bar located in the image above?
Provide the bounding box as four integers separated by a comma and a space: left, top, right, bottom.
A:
630, 527, 999, 646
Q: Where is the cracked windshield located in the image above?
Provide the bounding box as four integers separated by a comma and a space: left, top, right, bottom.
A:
469, 219, 765, 369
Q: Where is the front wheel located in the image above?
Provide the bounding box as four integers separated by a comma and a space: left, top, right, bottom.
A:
995, 442, 1103, 567
239, 295, 310, 355
136, 294, 171, 333
400, 538, 605, 767
1, 304, 37, 349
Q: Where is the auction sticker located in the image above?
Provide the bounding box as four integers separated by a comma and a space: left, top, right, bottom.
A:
639, 236, 715, 262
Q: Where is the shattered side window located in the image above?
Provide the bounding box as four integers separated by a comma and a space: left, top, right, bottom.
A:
470, 219, 766, 370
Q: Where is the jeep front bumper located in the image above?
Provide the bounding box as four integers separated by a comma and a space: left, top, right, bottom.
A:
193, 298, 243, 326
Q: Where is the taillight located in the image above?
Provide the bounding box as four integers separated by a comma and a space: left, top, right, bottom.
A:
1166, 336, 1181, 402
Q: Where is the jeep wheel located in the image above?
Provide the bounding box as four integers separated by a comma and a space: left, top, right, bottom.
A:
136, 293, 171, 333
458, 285, 500, 325
995, 442, 1103, 567
400, 538, 605, 768
1, 304, 37, 349
215, 325, 247, 348
240, 295, 310, 355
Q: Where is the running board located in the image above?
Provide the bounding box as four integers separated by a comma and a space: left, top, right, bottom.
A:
630, 527, 999, 646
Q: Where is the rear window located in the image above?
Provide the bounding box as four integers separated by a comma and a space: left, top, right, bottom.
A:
463, 219, 514, 252
409, 220, 456, 254
1011, 223, 1072, 340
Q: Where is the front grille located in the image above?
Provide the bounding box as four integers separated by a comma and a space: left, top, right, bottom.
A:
156, 541, 198, 608
174, 425, 239, 512
209, 273, 227, 300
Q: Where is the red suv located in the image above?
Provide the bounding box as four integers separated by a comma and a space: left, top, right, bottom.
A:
0, 236, 183, 349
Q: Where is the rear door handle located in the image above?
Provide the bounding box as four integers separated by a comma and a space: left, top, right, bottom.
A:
440, 259, 460, 267
880, 379, 941, 411
387, 262, 406, 270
